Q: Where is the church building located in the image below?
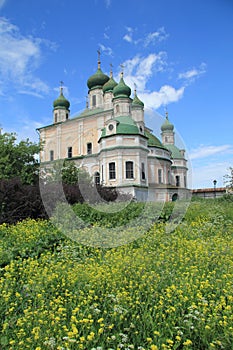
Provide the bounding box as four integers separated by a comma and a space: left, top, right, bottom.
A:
37, 56, 189, 201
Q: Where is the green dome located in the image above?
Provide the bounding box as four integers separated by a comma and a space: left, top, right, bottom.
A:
132, 92, 144, 107
53, 91, 70, 110
144, 129, 164, 148
113, 76, 131, 98
103, 76, 117, 93
161, 117, 174, 132
87, 67, 109, 90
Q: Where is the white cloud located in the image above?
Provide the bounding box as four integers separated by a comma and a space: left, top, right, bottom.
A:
0, 17, 55, 96
119, 53, 184, 109
189, 144, 233, 160
123, 34, 133, 43
187, 144, 233, 188
122, 52, 167, 91
123, 26, 169, 47
191, 161, 231, 189
178, 62, 206, 82
140, 85, 185, 109
99, 43, 113, 57
123, 27, 138, 44
123, 27, 134, 43
144, 27, 169, 47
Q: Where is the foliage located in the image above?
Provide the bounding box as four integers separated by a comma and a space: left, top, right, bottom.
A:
224, 167, 233, 190
71, 201, 175, 228
0, 132, 41, 184
0, 201, 233, 349
0, 178, 48, 225
40, 160, 92, 185
0, 178, 124, 225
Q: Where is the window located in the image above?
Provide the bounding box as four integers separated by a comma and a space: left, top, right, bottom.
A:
116, 104, 120, 113
54, 113, 57, 123
158, 169, 163, 184
108, 124, 114, 131
67, 147, 72, 158
94, 172, 100, 185
184, 175, 187, 188
66, 113, 69, 120
92, 95, 96, 107
176, 175, 180, 187
167, 170, 171, 184
141, 162, 146, 180
50, 150, 54, 161
87, 143, 92, 154
126, 161, 134, 179
109, 162, 116, 179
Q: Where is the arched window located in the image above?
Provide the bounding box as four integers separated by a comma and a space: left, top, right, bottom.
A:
126, 161, 134, 179
167, 170, 171, 184
87, 143, 92, 154
50, 150, 54, 161
141, 162, 146, 180
92, 95, 96, 107
172, 193, 178, 201
94, 172, 100, 185
67, 147, 72, 158
109, 162, 116, 179
176, 175, 180, 187
184, 175, 187, 188
158, 169, 163, 184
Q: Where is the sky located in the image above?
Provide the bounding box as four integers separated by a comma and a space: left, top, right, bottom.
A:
0, 0, 232, 189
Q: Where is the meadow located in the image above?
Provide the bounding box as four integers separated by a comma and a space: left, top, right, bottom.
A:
0, 198, 233, 350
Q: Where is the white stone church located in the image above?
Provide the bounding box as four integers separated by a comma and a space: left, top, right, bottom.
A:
38, 56, 189, 201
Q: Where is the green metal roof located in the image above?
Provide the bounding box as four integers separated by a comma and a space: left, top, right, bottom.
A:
114, 115, 139, 134
100, 115, 140, 139
53, 92, 70, 110
132, 92, 144, 107
87, 67, 109, 90
165, 144, 183, 159
144, 129, 164, 148
103, 76, 117, 93
161, 117, 174, 132
77, 107, 104, 118
113, 77, 131, 98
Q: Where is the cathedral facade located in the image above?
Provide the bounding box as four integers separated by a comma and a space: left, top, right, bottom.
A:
38, 57, 189, 201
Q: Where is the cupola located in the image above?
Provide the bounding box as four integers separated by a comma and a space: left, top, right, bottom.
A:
53, 84, 70, 111
132, 87, 144, 108
87, 53, 109, 90
53, 82, 70, 123
103, 68, 117, 93
161, 111, 174, 132
113, 72, 131, 98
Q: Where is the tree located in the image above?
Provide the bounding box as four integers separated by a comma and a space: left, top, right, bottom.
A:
62, 161, 92, 185
224, 167, 233, 191
0, 132, 41, 184
41, 160, 92, 185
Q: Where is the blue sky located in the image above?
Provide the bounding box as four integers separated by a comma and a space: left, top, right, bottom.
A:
0, 0, 232, 189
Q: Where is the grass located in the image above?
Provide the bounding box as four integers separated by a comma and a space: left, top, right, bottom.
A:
0, 199, 233, 349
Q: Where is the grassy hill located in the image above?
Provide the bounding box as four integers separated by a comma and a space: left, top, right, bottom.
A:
0, 199, 233, 349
